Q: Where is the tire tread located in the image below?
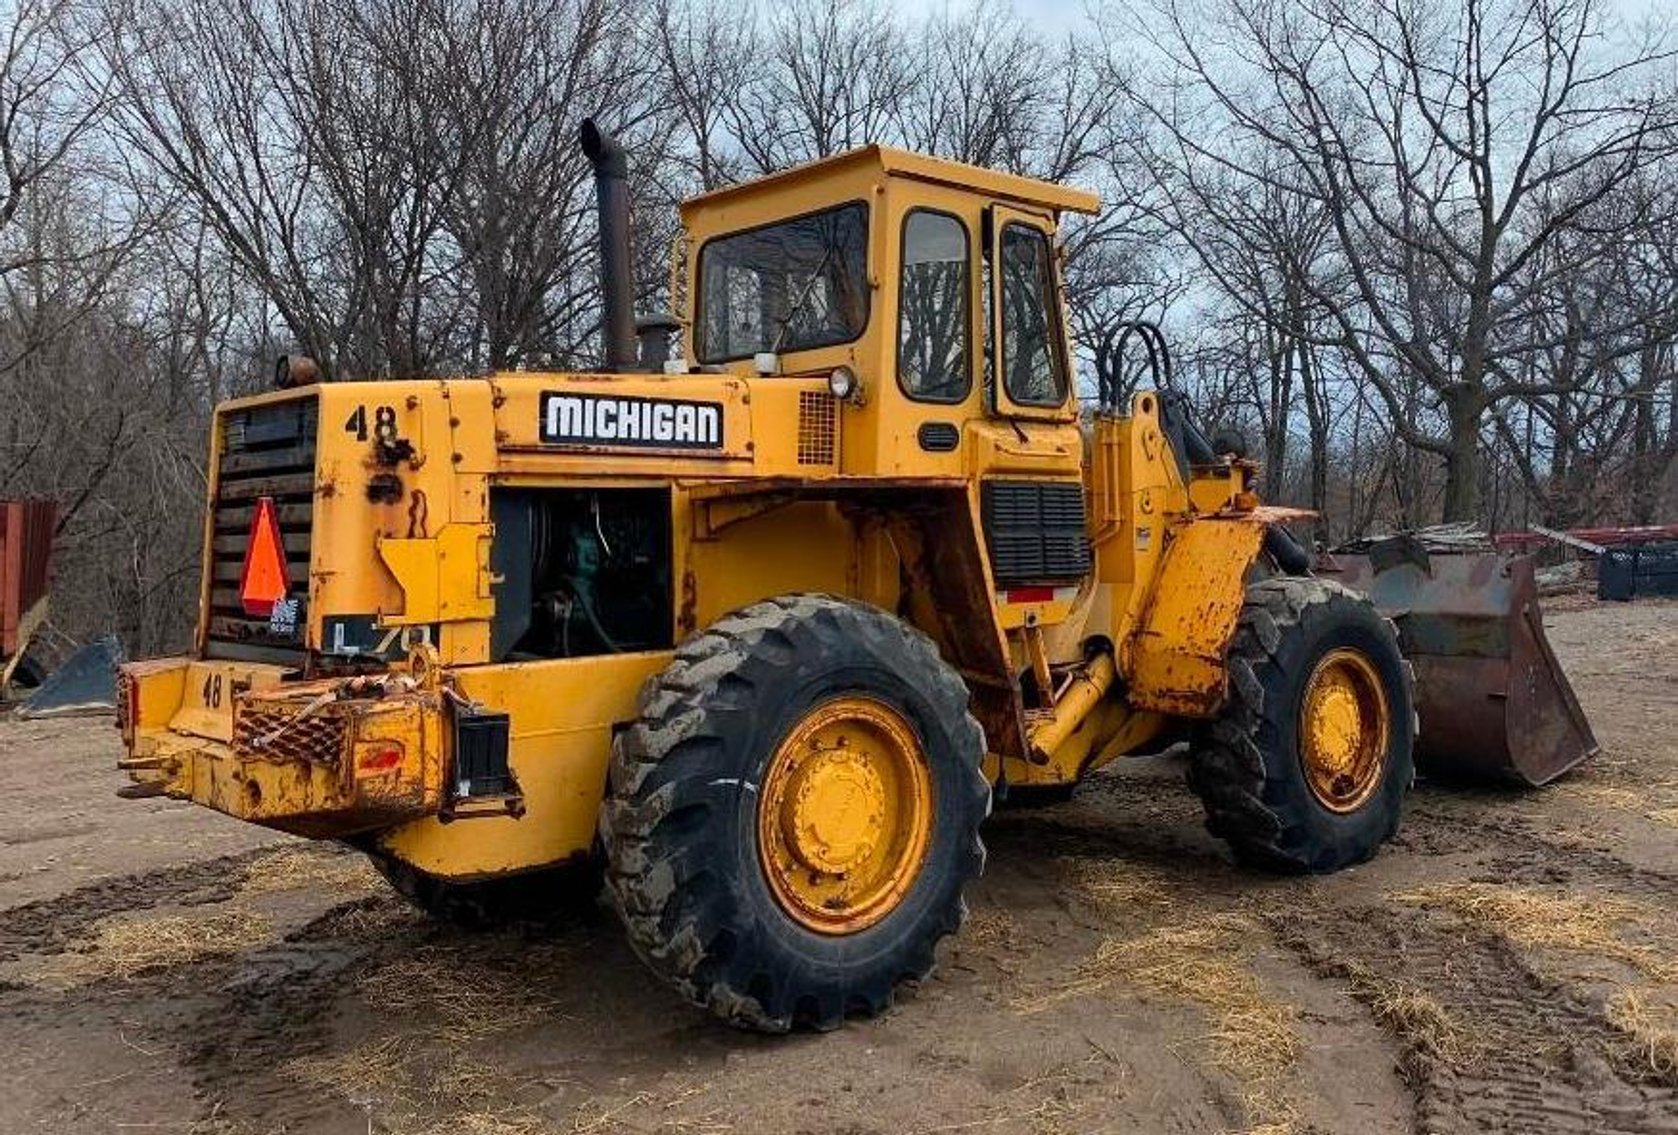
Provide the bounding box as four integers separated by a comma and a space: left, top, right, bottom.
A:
602, 593, 988, 1032
1188, 577, 1414, 873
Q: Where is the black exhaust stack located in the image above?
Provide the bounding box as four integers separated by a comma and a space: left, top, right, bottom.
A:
580, 119, 638, 373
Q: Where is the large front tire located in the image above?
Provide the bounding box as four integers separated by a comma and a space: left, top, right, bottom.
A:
601, 594, 989, 1032
1188, 577, 1414, 873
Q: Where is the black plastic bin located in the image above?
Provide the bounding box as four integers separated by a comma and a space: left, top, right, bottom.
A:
1598, 542, 1678, 601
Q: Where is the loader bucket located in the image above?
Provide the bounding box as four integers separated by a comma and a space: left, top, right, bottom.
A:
1320, 546, 1598, 787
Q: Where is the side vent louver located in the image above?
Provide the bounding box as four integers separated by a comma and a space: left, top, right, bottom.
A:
980, 480, 1091, 586
918, 421, 959, 452
797, 390, 836, 466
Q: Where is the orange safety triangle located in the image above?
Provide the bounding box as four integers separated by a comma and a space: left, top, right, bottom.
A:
239, 496, 290, 617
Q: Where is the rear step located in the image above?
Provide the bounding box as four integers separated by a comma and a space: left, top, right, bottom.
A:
1321, 546, 1599, 787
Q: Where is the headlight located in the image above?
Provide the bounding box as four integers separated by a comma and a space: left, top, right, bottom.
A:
828, 366, 859, 402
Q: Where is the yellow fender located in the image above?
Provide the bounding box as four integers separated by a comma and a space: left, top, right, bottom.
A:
1124, 512, 1297, 718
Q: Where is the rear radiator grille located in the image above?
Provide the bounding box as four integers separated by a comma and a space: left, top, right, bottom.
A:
205, 395, 318, 664
981, 480, 1092, 586
234, 706, 345, 764
797, 391, 837, 466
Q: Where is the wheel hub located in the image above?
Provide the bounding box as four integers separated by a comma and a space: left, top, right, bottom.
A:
1307, 681, 1363, 771
757, 696, 933, 934
781, 749, 887, 874
1299, 648, 1390, 813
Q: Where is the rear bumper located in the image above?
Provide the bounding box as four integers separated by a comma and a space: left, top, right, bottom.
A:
117, 659, 455, 838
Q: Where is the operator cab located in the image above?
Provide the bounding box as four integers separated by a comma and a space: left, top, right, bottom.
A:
677, 148, 1101, 476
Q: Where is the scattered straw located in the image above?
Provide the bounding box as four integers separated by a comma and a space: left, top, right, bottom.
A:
239, 844, 381, 896
1561, 781, 1678, 830
1330, 957, 1476, 1064
572, 1091, 657, 1134
409, 1111, 555, 1135
912, 1050, 1120, 1134
284, 1033, 421, 1100
1646, 806, 1678, 829
1369, 983, 1468, 1062
286, 1036, 548, 1133
357, 945, 564, 1042
1014, 913, 1299, 1130
1606, 988, 1678, 1085
29, 909, 272, 989
963, 907, 1022, 948
1557, 782, 1647, 812
283, 943, 569, 1130
1060, 856, 1171, 913
1393, 883, 1676, 981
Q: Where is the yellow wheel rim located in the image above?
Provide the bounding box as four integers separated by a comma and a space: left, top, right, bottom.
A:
1298, 648, 1390, 813
757, 696, 934, 934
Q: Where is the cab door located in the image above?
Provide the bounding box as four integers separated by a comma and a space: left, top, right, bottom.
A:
975, 205, 1090, 641
985, 205, 1075, 422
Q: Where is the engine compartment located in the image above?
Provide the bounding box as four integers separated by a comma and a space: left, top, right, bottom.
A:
489, 487, 673, 660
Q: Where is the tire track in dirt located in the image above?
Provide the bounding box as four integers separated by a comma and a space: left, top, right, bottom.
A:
1272, 869, 1678, 1133
0, 848, 268, 964
0, 850, 405, 1132
1408, 793, 1678, 898
174, 897, 401, 1130
172, 895, 608, 1133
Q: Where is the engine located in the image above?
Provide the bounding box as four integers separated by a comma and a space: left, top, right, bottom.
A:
489, 488, 673, 660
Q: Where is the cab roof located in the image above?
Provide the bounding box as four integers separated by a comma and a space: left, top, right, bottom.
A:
679, 145, 1101, 219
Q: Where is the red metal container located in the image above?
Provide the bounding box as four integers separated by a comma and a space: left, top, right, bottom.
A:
1, 499, 57, 661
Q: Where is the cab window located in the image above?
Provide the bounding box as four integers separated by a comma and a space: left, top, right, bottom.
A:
695, 202, 869, 363
897, 210, 970, 402
999, 223, 1066, 406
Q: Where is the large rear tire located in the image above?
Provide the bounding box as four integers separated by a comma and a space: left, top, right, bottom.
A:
601, 594, 989, 1032
1188, 577, 1414, 873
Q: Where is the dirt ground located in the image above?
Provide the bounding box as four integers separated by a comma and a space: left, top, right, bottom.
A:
1, 600, 1675, 1135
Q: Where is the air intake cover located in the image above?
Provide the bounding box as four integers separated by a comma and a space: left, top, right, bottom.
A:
980, 480, 1091, 586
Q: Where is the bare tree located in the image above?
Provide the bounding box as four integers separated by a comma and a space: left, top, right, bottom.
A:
717, 0, 912, 173
1144, 0, 1677, 520
652, 0, 753, 192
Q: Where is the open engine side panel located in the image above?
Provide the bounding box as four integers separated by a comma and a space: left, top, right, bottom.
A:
489, 487, 674, 661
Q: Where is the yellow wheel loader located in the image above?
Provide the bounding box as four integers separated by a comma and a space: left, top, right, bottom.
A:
113, 121, 1596, 1031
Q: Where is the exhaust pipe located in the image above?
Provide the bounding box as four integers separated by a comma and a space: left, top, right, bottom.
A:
579, 119, 638, 374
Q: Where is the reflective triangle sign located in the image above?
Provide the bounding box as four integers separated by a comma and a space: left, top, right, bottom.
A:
239, 496, 290, 617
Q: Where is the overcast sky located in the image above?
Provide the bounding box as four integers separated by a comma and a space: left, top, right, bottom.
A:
912, 0, 1669, 37
900, 0, 1086, 34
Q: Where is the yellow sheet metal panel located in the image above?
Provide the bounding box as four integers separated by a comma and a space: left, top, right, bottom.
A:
442, 379, 499, 474
1187, 464, 1252, 514
308, 382, 461, 653
962, 419, 1085, 476
375, 523, 495, 625
745, 381, 842, 473
1126, 517, 1269, 717
377, 651, 668, 878
1086, 396, 1192, 658
166, 660, 288, 742
679, 145, 1100, 218
120, 657, 189, 744
681, 498, 857, 636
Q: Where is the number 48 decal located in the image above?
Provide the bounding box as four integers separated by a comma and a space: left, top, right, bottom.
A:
344, 404, 397, 442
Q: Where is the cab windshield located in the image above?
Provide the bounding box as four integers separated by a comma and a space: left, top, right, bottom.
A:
695, 202, 869, 363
